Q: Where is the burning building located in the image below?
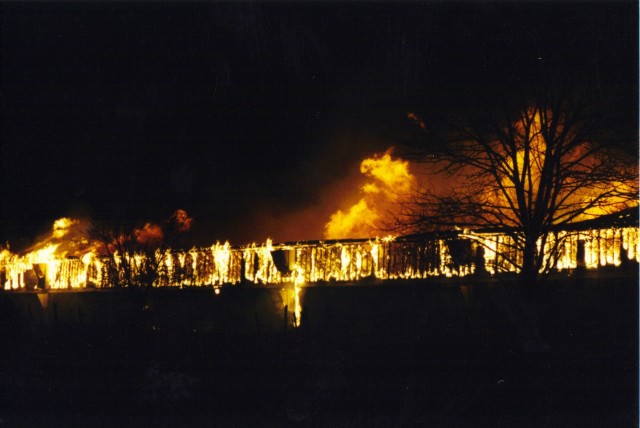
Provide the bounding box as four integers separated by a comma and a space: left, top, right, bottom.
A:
1, 207, 637, 292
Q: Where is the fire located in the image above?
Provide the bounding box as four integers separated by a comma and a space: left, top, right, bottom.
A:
0, 205, 637, 333
52, 217, 79, 239
292, 262, 304, 327
487, 109, 638, 226
324, 150, 417, 239
324, 199, 379, 240
209, 241, 232, 285
361, 152, 415, 195
3, 221, 637, 292
0, 210, 197, 290
0, 215, 104, 290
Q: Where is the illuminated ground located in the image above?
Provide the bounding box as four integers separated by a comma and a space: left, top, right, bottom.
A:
0, 273, 637, 427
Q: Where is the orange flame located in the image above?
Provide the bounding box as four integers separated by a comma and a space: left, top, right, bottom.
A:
324, 150, 416, 239
1, 217, 637, 295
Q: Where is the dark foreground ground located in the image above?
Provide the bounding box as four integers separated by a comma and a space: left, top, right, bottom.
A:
0, 272, 637, 427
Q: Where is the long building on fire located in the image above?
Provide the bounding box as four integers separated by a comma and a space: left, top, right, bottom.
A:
1, 208, 638, 291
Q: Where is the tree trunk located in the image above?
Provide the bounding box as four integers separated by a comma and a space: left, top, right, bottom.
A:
520, 237, 540, 298
508, 238, 548, 352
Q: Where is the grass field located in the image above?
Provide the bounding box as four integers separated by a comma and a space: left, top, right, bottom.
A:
0, 272, 637, 427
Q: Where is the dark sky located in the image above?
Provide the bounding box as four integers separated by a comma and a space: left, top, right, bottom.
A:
1, 1, 637, 247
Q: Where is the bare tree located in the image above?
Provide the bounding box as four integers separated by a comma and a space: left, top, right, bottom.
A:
399, 82, 638, 285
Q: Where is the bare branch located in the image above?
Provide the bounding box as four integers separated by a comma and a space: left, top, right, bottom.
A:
397, 87, 638, 282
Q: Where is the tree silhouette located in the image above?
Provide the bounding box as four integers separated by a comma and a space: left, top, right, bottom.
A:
399, 80, 638, 285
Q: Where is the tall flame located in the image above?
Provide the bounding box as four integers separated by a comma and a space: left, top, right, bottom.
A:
0, 216, 98, 290
324, 150, 416, 239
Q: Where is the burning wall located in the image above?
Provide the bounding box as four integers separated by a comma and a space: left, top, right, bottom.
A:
2, 220, 638, 292
0, 147, 637, 292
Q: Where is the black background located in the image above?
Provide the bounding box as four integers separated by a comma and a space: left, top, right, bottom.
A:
2, 2, 637, 248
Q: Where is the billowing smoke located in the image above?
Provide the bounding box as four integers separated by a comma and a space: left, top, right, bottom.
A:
101, 209, 194, 255
6, 209, 194, 261
134, 223, 164, 246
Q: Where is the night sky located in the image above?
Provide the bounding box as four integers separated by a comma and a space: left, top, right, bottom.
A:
1, 2, 637, 248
